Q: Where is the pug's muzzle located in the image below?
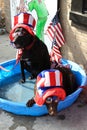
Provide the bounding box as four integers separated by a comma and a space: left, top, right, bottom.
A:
12, 27, 33, 49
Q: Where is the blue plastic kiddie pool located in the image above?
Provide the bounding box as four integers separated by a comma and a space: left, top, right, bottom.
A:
0, 58, 86, 116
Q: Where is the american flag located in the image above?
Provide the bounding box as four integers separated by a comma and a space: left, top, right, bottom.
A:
46, 11, 65, 63
50, 44, 62, 63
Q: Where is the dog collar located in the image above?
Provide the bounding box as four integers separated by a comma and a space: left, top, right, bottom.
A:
24, 38, 36, 50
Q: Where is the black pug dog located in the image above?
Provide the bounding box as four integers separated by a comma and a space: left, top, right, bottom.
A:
13, 27, 50, 83
26, 65, 78, 116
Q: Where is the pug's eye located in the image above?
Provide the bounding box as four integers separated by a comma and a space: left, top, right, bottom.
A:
54, 99, 59, 103
15, 28, 21, 33
14, 28, 28, 36
21, 30, 27, 35
46, 97, 52, 104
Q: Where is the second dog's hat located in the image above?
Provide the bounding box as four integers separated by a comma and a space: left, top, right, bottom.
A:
34, 69, 66, 106
9, 12, 36, 42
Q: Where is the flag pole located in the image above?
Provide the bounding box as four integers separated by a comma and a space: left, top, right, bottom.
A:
57, 0, 60, 11
57, 0, 60, 19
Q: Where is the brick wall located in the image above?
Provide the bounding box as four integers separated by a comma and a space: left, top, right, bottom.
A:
60, 0, 87, 73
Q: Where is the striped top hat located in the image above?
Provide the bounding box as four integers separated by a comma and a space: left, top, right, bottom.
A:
34, 69, 66, 106
9, 12, 36, 42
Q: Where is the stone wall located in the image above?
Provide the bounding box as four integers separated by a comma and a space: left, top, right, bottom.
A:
3, 0, 11, 32
0, 0, 5, 18
60, 0, 87, 73
0, 0, 4, 12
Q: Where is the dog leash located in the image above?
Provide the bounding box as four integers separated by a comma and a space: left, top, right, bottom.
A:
0, 61, 18, 72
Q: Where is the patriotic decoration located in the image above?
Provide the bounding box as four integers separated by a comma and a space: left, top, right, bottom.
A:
50, 44, 62, 63
13, 12, 36, 28
46, 11, 65, 63
34, 69, 66, 106
36, 69, 63, 88
46, 11, 65, 47
9, 12, 36, 42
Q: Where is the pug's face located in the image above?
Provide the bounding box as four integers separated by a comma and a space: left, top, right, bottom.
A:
13, 27, 33, 49
45, 96, 59, 116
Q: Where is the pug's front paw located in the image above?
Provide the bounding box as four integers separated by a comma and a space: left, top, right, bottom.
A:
19, 79, 25, 83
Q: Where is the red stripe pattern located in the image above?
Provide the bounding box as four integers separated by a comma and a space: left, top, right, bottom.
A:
36, 70, 63, 89
50, 45, 62, 63
9, 13, 36, 42
13, 13, 36, 29
46, 11, 65, 63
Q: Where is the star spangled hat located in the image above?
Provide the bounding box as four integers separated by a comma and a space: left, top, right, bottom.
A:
34, 69, 66, 106
9, 12, 36, 42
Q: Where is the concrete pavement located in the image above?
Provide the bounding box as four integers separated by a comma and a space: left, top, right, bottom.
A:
0, 33, 87, 130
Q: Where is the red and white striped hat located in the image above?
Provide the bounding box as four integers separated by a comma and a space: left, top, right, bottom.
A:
9, 12, 36, 42
34, 69, 66, 106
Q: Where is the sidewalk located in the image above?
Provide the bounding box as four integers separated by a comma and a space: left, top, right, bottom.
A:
0, 33, 87, 130
0, 33, 16, 63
